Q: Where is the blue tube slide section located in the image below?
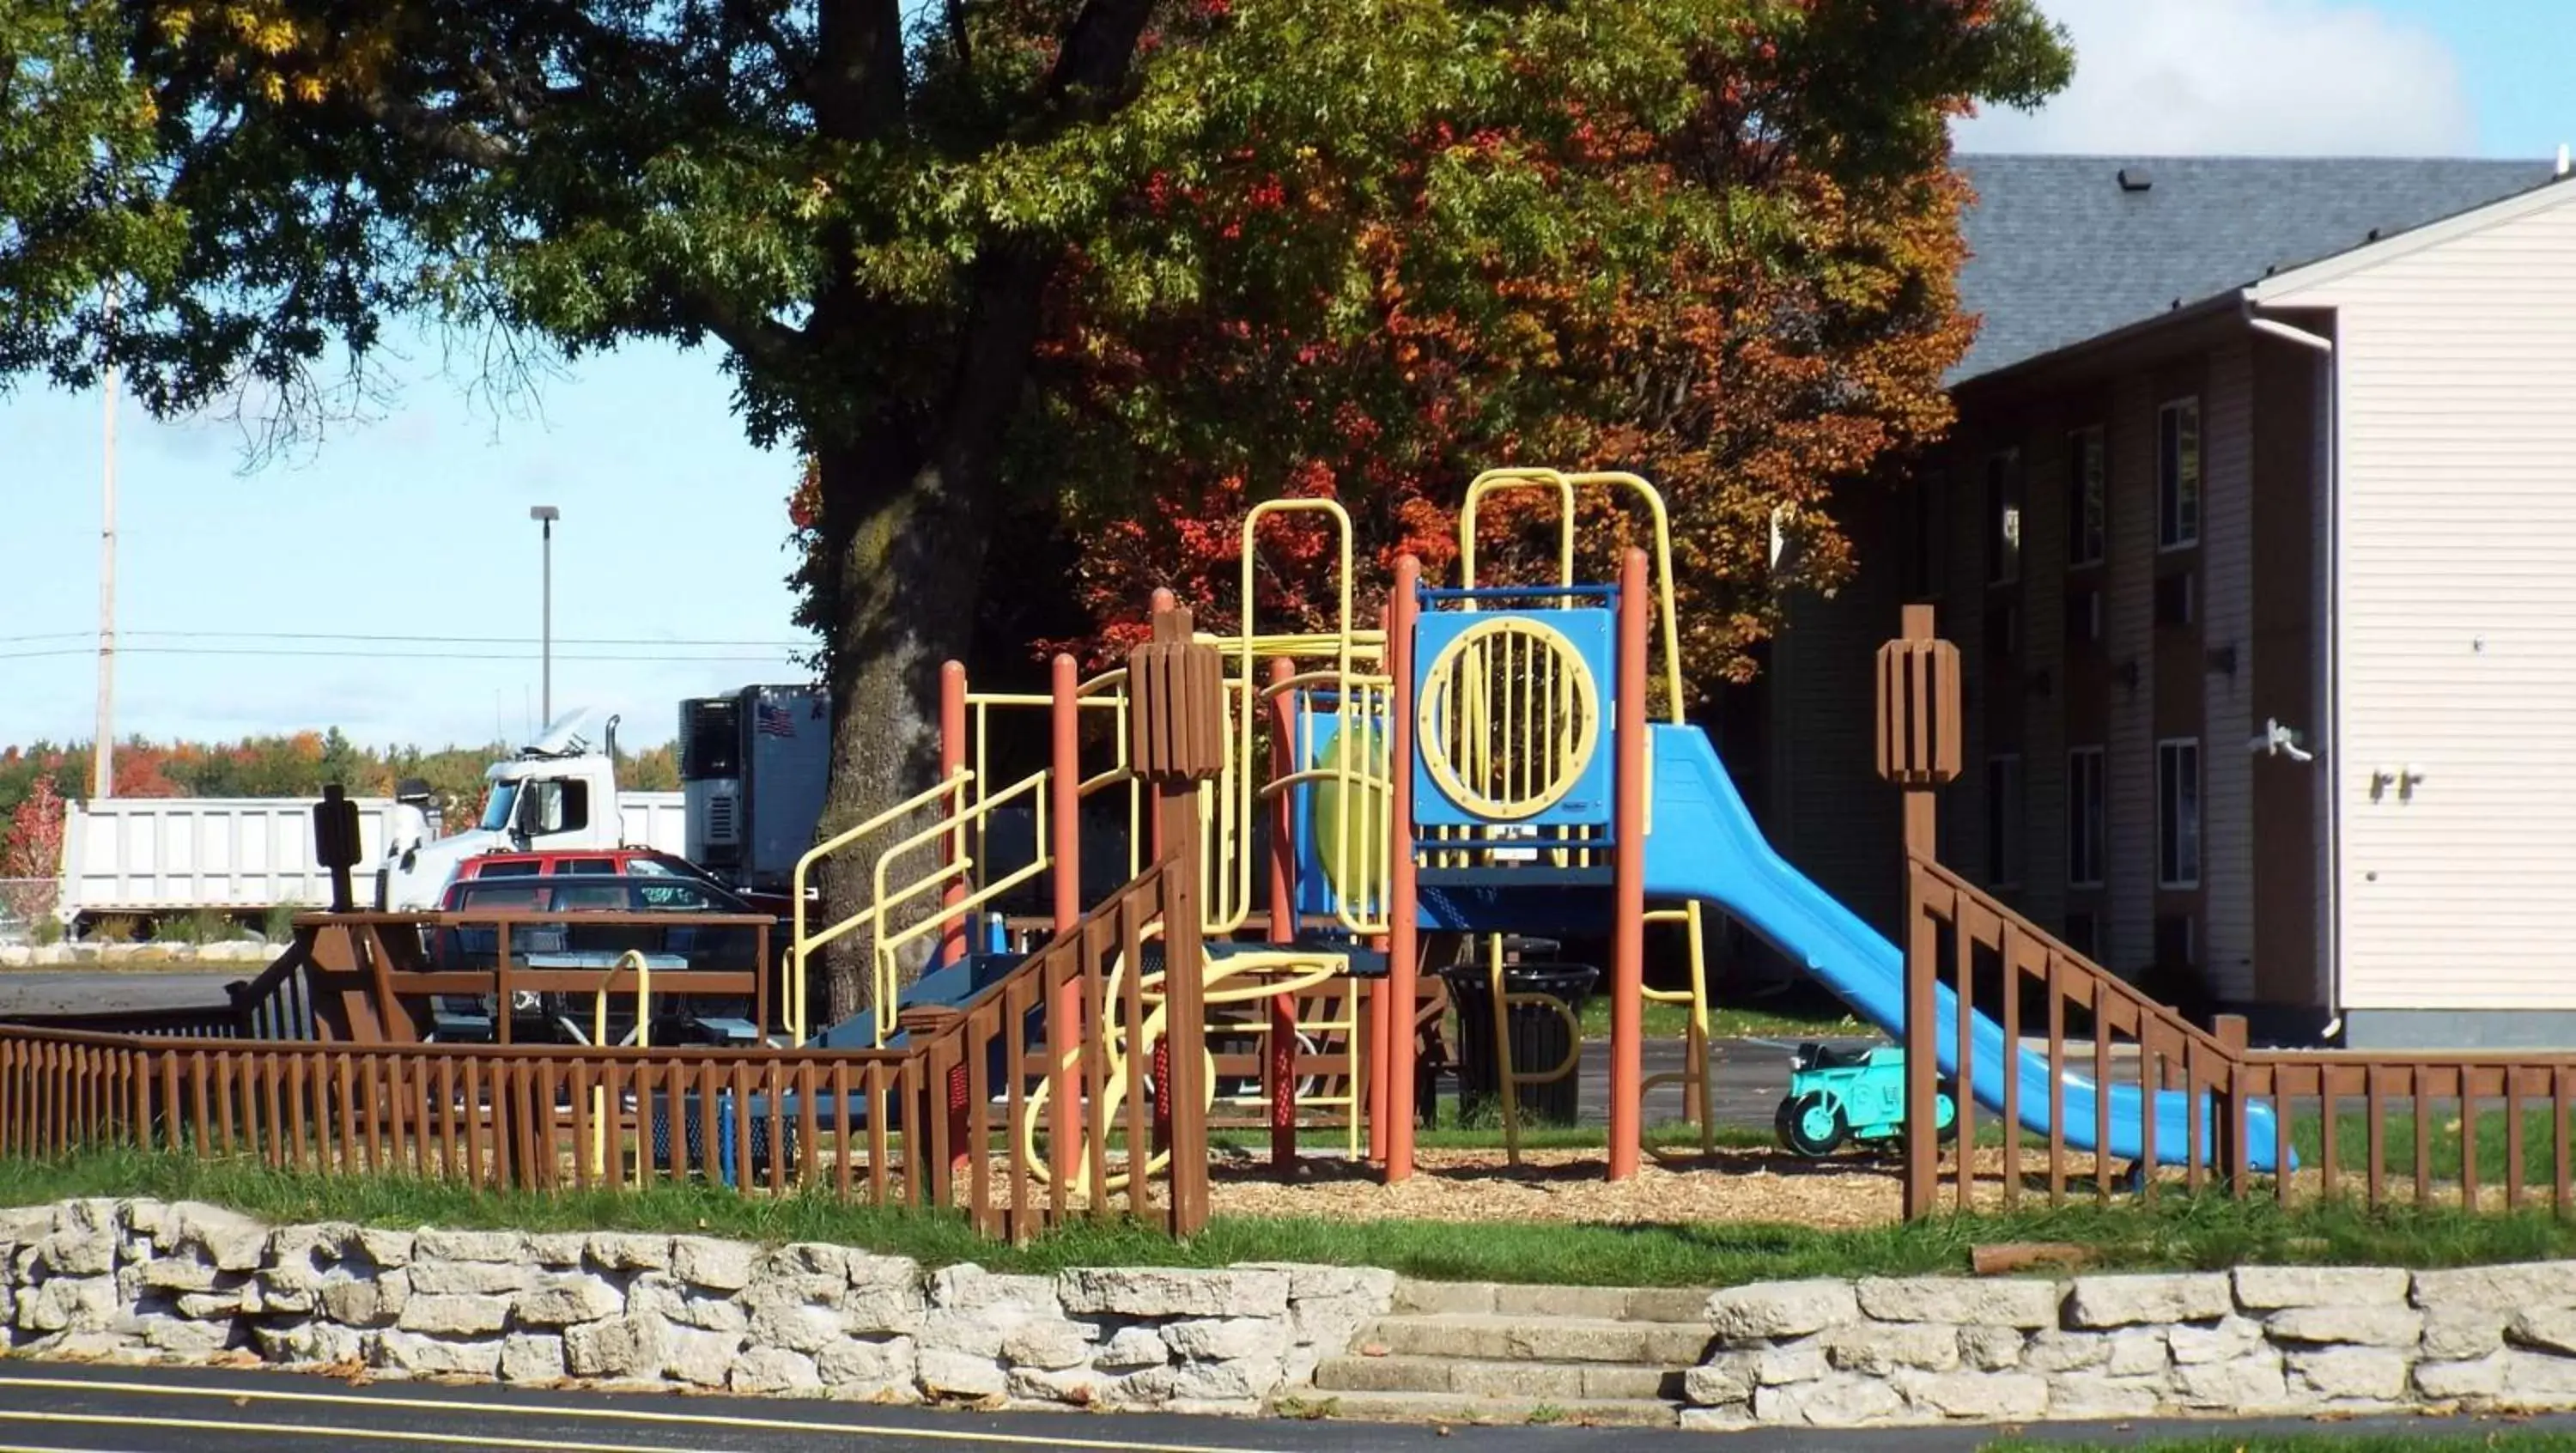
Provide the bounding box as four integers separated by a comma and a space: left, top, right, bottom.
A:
1643, 724, 2287, 1171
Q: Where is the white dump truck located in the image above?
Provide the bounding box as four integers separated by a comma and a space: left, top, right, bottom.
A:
56, 794, 402, 929
47, 712, 684, 927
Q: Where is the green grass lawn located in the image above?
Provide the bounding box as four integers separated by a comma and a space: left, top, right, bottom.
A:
18, 1146, 2576, 1288
1566, 987, 1868, 1042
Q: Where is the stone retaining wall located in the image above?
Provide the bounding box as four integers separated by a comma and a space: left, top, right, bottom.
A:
1686, 1265, 2576, 1429
1, 1199, 1390, 1414
18, 1195, 2576, 1430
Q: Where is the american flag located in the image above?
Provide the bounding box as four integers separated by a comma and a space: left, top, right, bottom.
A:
756, 700, 796, 739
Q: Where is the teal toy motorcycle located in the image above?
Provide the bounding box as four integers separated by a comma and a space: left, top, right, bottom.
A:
1775, 1042, 1958, 1158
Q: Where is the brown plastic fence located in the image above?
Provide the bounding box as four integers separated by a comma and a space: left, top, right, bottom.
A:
0, 862, 1207, 1241
1903, 854, 2576, 1219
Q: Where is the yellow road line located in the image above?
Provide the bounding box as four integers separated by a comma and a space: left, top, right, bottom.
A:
0, 1409, 736, 1453
0, 1377, 1288, 1453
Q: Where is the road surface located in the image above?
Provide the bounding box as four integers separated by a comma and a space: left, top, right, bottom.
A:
0, 970, 246, 1017
0, 1362, 2564, 1451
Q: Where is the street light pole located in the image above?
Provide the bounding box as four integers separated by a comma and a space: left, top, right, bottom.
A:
530, 505, 560, 726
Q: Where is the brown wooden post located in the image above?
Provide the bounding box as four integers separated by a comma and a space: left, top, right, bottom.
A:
1127, 606, 1225, 1236
2211, 1012, 2249, 1193
1876, 602, 1960, 1221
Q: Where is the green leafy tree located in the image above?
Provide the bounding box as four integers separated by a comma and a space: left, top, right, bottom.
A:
0, 0, 179, 380
620, 741, 682, 792
2, 0, 2065, 1016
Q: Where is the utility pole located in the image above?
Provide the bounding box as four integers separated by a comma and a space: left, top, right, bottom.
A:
93, 284, 118, 800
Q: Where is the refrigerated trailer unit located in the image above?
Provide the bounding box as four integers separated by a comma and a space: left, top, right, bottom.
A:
680, 684, 830, 897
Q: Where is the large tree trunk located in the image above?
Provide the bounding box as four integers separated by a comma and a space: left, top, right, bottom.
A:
808, 252, 1055, 1028
812, 440, 992, 1029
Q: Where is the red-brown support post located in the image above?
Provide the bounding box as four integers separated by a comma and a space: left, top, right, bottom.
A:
1048, 654, 1083, 1184
1878, 601, 1960, 1220
1608, 549, 1649, 1182
1265, 656, 1301, 1176
1127, 605, 1223, 1235
1148, 590, 1176, 866
1384, 556, 1422, 1182
939, 661, 969, 969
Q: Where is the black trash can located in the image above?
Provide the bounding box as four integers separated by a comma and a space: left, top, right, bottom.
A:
1438, 958, 1600, 1127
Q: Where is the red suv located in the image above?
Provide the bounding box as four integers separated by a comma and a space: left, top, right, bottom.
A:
444, 848, 799, 920
432, 848, 793, 1044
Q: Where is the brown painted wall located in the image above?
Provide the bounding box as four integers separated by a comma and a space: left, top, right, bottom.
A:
2150, 359, 2210, 979
2250, 332, 2325, 1005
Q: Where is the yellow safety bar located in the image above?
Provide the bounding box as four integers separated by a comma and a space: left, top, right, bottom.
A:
1460, 468, 1685, 721
1017, 932, 1356, 1196
788, 768, 975, 1046
1479, 933, 1583, 1167
867, 767, 1054, 1037
591, 949, 651, 1186
1457, 467, 1716, 1158
1234, 498, 1394, 936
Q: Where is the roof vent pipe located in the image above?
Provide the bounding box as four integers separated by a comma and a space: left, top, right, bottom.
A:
2118, 167, 2154, 192
2558, 143, 2571, 178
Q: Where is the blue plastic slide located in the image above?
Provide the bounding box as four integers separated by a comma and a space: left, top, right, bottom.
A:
1643, 724, 2287, 1171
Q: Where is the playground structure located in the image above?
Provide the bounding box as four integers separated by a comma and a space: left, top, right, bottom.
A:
21, 465, 2576, 1240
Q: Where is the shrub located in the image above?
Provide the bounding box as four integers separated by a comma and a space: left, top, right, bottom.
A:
261, 903, 304, 942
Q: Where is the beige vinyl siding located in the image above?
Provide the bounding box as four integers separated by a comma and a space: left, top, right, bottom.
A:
2201, 343, 2257, 999
2260, 185, 2576, 1009
2106, 378, 2158, 973
2021, 429, 2069, 927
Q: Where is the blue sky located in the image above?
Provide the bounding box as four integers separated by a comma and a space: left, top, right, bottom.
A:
3, 0, 2571, 752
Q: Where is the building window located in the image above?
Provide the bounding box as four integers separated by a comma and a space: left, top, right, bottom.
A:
2064, 583, 2103, 647
2157, 739, 2202, 890
1907, 471, 1947, 600
2063, 909, 2100, 960
1986, 449, 2022, 586
2158, 398, 2201, 550
1986, 754, 2024, 889
2067, 746, 2105, 889
2066, 426, 2105, 568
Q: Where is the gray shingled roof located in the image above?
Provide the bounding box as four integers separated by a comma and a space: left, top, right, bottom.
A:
1952, 155, 2560, 383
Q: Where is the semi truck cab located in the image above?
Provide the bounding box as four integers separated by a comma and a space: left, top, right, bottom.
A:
379, 713, 640, 910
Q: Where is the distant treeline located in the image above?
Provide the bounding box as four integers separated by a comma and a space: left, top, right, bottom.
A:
0, 733, 679, 864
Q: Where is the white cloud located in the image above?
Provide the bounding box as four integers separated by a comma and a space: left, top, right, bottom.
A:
1958, 0, 2477, 155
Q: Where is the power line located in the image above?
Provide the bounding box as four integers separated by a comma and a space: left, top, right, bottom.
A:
1, 629, 814, 648
0, 645, 797, 664
127, 629, 816, 647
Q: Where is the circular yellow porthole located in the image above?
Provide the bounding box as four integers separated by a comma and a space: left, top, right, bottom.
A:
1416, 617, 1603, 821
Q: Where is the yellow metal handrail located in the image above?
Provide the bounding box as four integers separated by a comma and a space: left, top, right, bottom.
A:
590, 949, 652, 1185
1456, 466, 1716, 1155
867, 768, 1054, 1037
1481, 933, 1583, 1166
788, 768, 975, 1046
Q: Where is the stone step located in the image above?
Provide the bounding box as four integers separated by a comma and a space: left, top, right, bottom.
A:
1288, 1389, 1682, 1428
1358, 1312, 1716, 1365
1315, 1354, 1684, 1401
1390, 1279, 1713, 1323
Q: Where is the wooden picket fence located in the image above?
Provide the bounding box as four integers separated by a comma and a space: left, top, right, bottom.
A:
0, 862, 1207, 1241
